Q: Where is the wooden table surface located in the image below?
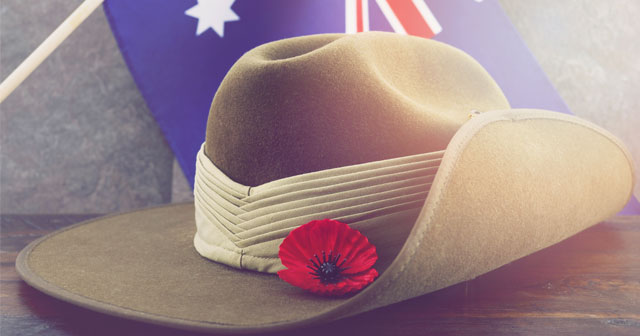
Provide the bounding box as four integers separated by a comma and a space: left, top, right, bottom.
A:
1, 214, 639, 336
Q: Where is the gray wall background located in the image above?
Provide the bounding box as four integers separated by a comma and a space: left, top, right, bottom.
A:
1, 0, 639, 214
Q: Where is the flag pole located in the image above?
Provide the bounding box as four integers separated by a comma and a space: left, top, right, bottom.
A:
0, 0, 104, 104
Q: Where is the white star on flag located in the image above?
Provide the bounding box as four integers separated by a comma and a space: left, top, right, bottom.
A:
185, 0, 240, 37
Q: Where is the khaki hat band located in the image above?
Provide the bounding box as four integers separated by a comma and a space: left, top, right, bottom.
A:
193, 144, 443, 272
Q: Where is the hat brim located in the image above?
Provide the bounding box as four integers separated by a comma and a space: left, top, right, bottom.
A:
16, 110, 634, 333
16, 203, 354, 333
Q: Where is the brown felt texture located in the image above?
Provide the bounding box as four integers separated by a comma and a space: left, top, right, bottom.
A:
19, 110, 634, 333
23, 204, 349, 327
205, 32, 510, 186
348, 109, 635, 316
17, 32, 635, 333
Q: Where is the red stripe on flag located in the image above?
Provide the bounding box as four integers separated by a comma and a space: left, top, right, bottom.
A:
356, 0, 364, 32
387, 0, 435, 38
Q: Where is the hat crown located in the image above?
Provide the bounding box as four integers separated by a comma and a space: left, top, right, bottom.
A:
205, 32, 509, 186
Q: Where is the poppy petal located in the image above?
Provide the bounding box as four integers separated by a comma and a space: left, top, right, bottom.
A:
278, 219, 378, 296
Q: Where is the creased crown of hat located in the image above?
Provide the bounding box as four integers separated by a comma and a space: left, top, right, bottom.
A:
205, 32, 509, 186
17, 32, 635, 333
194, 32, 511, 273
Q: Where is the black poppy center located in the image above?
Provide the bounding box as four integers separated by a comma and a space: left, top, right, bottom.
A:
307, 250, 350, 284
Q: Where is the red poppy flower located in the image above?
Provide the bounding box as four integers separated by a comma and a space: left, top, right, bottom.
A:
278, 219, 378, 296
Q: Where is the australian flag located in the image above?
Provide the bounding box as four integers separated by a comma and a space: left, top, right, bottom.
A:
103, 0, 640, 215
103, 0, 567, 185
103, 0, 569, 185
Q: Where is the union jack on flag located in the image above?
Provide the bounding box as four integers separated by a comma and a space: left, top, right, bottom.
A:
104, 0, 569, 189
346, 0, 441, 38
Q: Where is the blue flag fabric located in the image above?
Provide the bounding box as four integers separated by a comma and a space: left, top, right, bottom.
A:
103, 0, 639, 214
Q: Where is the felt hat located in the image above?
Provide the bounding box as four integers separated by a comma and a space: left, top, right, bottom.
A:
16, 32, 635, 333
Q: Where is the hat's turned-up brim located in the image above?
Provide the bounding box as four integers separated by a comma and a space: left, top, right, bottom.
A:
16, 110, 634, 333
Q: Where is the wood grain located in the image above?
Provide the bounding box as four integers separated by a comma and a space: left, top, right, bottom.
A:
1, 214, 639, 335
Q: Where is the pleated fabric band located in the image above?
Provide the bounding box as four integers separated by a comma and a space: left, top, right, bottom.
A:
193, 143, 443, 273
